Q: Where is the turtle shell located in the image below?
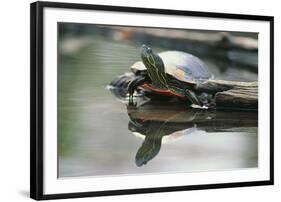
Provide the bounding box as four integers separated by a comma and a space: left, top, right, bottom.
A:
131, 51, 213, 84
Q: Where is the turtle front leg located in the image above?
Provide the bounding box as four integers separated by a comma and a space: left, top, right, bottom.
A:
185, 89, 203, 107
127, 75, 147, 104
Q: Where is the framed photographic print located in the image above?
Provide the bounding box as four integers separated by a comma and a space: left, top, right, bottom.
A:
30, 1, 274, 200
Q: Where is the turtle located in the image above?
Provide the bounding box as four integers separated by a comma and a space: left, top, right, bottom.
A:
127, 45, 214, 107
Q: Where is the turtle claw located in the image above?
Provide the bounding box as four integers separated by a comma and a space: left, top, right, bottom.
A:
184, 89, 203, 107
128, 93, 137, 107
127, 75, 147, 106
128, 100, 137, 107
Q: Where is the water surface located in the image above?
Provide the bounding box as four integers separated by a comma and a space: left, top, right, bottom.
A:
58, 36, 258, 177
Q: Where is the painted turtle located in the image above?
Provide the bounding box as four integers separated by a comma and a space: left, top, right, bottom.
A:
127, 45, 214, 107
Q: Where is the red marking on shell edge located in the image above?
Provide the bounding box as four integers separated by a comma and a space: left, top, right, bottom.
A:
141, 84, 185, 98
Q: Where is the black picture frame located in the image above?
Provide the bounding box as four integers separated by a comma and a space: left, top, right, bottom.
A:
30, 1, 274, 200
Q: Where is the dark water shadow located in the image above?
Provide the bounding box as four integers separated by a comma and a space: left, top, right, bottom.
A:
126, 102, 257, 167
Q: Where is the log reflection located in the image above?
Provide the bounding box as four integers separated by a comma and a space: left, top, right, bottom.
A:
127, 103, 257, 166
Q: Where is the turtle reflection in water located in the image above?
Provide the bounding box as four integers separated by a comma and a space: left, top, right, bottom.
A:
127, 103, 257, 167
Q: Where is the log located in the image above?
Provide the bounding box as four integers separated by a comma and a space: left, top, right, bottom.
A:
109, 73, 258, 110
195, 80, 258, 109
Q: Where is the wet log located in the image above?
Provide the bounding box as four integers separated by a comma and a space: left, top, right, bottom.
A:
195, 80, 258, 109
109, 73, 258, 110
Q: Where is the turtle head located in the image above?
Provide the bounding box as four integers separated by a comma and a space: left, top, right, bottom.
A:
140, 45, 165, 74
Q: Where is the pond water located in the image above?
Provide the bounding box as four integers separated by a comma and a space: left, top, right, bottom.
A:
58, 36, 258, 178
